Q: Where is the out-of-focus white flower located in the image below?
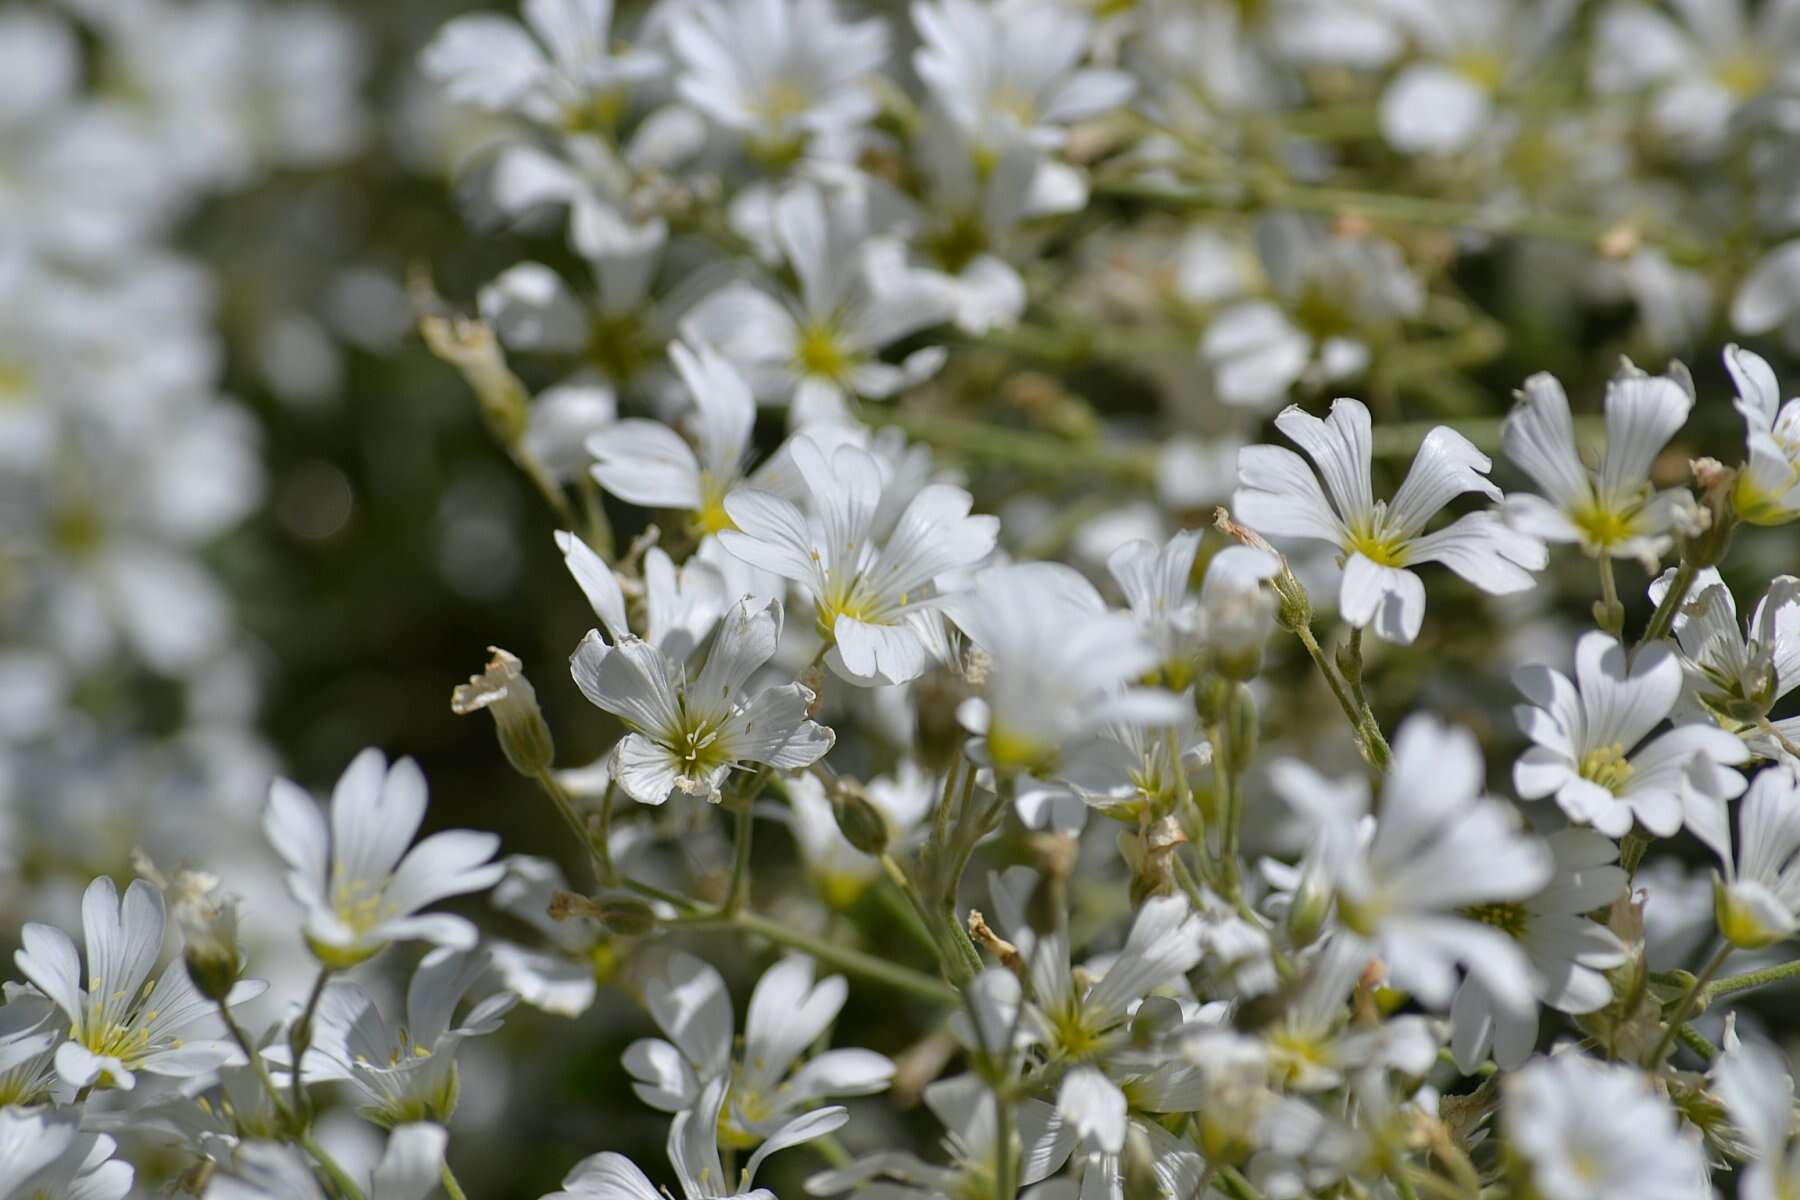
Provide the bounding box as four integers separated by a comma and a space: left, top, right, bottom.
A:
204, 1125, 447, 1200
570, 598, 835, 804
1591, 0, 1800, 158
941, 563, 1187, 816
784, 763, 936, 904
290, 948, 515, 1126
1513, 632, 1749, 839
721, 435, 997, 685
1235, 397, 1545, 644
1276, 713, 1552, 1016
263, 749, 505, 967
560, 1075, 843, 1200
1502, 366, 1697, 565
13, 876, 262, 1091
1504, 1052, 1708, 1200
422, 0, 663, 126
912, 0, 1133, 157
670, 0, 887, 163
1734, 241, 1800, 350
1200, 217, 1423, 412
0, 1105, 131, 1200
588, 340, 758, 536
1372, 0, 1574, 156
684, 182, 953, 424
1450, 829, 1628, 1071
1724, 344, 1800, 525
1708, 762, 1800, 948
1712, 1025, 1800, 1200
623, 953, 890, 1141
805, 1071, 1076, 1200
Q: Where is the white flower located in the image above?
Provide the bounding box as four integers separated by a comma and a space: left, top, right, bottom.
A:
570, 597, 835, 805
290, 948, 516, 1126
1648, 567, 1800, 742
985, 870, 1202, 1063
1449, 829, 1629, 1071
1260, 936, 1440, 1093
0, 1106, 131, 1200
12, 876, 263, 1091
720, 435, 998, 686
683, 182, 953, 424
669, 0, 887, 162
911, 0, 1133, 157
1502, 366, 1697, 564
1504, 1052, 1708, 1200
1276, 714, 1553, 1014
1733, 240, 1800, 350
1107, 530, 1280, 688
587, 340, 758, 536
1372, 0, 1574, 156
622, 952, 892, 1140
804, 1071, 1075, 1200
1591, 0, 1800, 158
558, 534, 729, 663
940, 563, 1187, 800
0, 991, 60, 1106
1709, 762, 1800, 948
557, 1076, 844, 1200
1200, 217, 1424, 412
488, 856, 609, 1017
783, 762, 936, 904
910, 123, 1081, 334
1724, 344, 1800, 525
204, 1126, 446, 1200
1234, 397, 1545, 644
1513, 631, 1750, 839
263, 748, 505, 967
421, 0, 662, 126
1712, 1025, 1800, 1200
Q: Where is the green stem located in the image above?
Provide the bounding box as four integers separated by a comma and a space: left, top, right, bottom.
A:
1639, 558, 1698, 649
1676, 1024, 1720, 1063
217, 1005, 296, 1128
675, 910, 957, 1004
298, 1132, 367, 1200
1702, 957, 1800, 1005
1619, 830, 1652, 878
723, 789, 757, 916
289, 967, 333, 1123
1294, 622, 1390, 770
1647, 944, 1731, 1068
441, 1164, 470, 1200
1216, 1165, 1264, 1200
1595, 557, 1624, 637
1094, 176, 1710, 263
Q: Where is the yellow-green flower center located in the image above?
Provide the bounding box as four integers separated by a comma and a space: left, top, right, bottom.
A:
794, 323, 852, 383
1579, 743, 1633, 793
1460, 901, 1531, 940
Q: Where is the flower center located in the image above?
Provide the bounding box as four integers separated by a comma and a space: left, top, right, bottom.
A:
1460, 901, 1531, 940
1570, 500, 1640, 551
1452, 50, 1507, 93
794, 322, 852, 383
1716, 53, 1771, 100
1345, 523, 1408, 568
331, 875, 394, 936
1579, 743, 1633, 793
695, 472, 737, 535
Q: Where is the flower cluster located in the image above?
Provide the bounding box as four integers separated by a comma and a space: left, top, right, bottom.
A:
21, 0, 1800, 1198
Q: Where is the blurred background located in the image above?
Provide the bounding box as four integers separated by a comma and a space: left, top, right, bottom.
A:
9, 0, 1800, 1194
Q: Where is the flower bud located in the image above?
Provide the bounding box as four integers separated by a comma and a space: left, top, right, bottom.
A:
420, 313, 531, 446
549, 889, 658, 938
170, 870, 242, 1002
830, 780, 889, 857
1714, 875, 1791, 950
453, 647, 555, 776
